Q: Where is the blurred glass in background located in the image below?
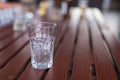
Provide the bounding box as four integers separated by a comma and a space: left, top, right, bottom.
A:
13, 6, 33, 31
0, 0, 119, 39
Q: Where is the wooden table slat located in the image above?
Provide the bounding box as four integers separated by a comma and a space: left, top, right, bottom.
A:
0, 29, 14, 40
86, 9, 117, 80
72, 16, 92, 80
0, 34, 28, 68
0, 23, 13, 33
18, 63, 44, 80
0, 31, 24, 51
0, 44, 30, 80
102, 30, 120, 72
92, 8, 120, 72
45, 21, 76, 80
54, 20, 69, 48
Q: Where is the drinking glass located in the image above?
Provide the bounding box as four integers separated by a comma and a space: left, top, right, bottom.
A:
27, 21, 57, 69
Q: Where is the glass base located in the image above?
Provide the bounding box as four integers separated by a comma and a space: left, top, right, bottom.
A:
32, 62, 53, 69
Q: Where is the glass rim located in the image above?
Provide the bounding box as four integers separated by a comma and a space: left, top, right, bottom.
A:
26, 21, 57, 28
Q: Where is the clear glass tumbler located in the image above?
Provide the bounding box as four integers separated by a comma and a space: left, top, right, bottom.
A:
27, 22, 57, 69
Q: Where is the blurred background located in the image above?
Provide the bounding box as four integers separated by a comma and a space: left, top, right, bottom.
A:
0, 0, 120, 39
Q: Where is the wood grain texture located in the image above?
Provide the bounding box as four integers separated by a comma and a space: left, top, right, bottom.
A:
18, 63, 44, 80
54, 20, 69, 48
102, 30, 120, 72
0, 31, 24, 50
72, 16, 92, 80
86, 9, 117, 80
0, 44, 30, 80
0, 29, 13, 40
0, 34, 28, 68
92, 8, 120, 72
0, 23, 13, 33
45, 21, 76, 80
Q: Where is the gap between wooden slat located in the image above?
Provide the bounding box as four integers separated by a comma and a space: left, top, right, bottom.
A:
0, 32, 24, 51
0, 34, 29, 69
92, 8, 120, 79
0, 23, 13, 33
0, 29, 14, 40
86, 8, 117, 80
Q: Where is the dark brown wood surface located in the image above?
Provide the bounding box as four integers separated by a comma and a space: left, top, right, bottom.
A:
0, 8, 119, 80
72, 16, 93, 80
92, 8, 120, 73
86, 9, 117, 80
45, 20, 76, 80
0, 31, 24, 51
0, 34, 28, 68
0, 23, 13, 33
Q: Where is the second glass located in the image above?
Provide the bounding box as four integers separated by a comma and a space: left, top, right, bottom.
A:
27, 22, 57, 69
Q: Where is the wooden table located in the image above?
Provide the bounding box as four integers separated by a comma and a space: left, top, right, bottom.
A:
0, 8, 120, 80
